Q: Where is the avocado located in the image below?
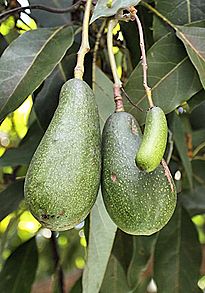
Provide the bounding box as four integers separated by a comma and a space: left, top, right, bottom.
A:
24, 78, 101, 231
102, 111, 176, 235
136, 106, 168, 172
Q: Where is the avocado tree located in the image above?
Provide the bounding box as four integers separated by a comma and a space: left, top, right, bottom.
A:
0, 0, 204, 292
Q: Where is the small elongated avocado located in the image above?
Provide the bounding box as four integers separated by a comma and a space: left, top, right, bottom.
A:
102, 111, 176, 235
24, 78, 101, 231
136, 106, 168, 172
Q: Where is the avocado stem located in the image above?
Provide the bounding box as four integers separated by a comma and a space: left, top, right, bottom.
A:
107, 19, 125, 112
74, 0, 92, 80
131, 8, 154, 108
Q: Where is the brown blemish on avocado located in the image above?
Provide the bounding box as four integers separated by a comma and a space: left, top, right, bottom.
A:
161, 159, 174, 192
111, 173, 117, 182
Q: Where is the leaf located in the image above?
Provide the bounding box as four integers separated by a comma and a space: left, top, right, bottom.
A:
181, 186, 205, 216
127, 234, 157, 292
176, 26, 205, 91
29, 0, 73, 27
154, 204, 202, 293
82, 191, 117, 293
188, 90, 205, 113
190, 99, 205, 130
172, 112, 193, 189
94, 67, 115, 130
90, 0, 141, 24
112, 230, 133, 273
0, 121, 43, 167
0, 179, 24, 221
0, 26, 74, 121
125, 33, 202, 125
0, 237, 38, 293
100, 254, 130, 293
152, 0, 205, 41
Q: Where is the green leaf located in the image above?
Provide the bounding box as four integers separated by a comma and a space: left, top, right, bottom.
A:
29, 0, 73, 27
176, 26, 205, 91
172, 112, 193, 189
125, 33, 202, 125
181, 186, 205, 216
152, 0, 205, 41
94, 67, 115, 130
0, 237, 38, 293
127, 235, 157, 292
90, 0, 141, 24
154, 204, 202, 293
0, 179, 24, 221
0, 121, 44, 167
0, 26, 74, 121
190, 100, 205, 130
100, 254, 130, 293
82, 191, 117, 293
112, 230, 133, 273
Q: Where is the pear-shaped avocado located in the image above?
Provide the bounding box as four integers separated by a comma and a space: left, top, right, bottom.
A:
102, 111, 176, 235
24, 78, 101, 231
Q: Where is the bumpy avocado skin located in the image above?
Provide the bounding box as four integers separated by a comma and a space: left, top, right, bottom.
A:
24, 78, 101, 231
136, 106, 168, 172
102, 112, 176, 235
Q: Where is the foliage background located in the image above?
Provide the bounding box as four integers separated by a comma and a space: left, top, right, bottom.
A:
0, 0, 205, 292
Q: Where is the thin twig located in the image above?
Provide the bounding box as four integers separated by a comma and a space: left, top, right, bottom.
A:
92, 20, 106, 91
107, 19, 124, 112
0, 1, 81, 22
121, 87, 143, 112
51, 232, 64, 293
134, 10, 154, 108
192, 141, 205, 157
74, 0, 92, 80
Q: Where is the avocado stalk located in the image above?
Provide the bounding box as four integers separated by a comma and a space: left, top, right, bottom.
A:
74, 0, 93, 80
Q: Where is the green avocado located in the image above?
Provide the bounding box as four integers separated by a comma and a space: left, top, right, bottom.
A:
136, 106, 168, 172
102, 111, 176, 235
24, 78, 101, 231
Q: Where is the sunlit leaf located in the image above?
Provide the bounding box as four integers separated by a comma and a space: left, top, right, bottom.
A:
90, 0, 141, 24
0, 237, 38, 293
154, 204, 202, 293
125, 33, 202, 125
82, 191, 117, 293
0, 26, 74, 121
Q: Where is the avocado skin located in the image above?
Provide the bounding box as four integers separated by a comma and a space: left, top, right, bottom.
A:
136, 106, 168, 172
24, 78, 101, 231
102, 112, 176, 235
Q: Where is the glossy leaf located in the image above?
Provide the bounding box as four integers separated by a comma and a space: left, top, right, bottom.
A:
0, 179, 24, 221
0, 237, 38, 293
181, 185, 205, 216
0, 26, 74, 121
100, 254, 129, 293
29, 0, 73, 27
154, 205, 202, 293
172, 113, 193, 189
90, 0, 140, 23
82, 191, 117, 293
176, 26, 205, 90
127, 235, 157, 291
0, 121, 44, 167
152, 0, 205, 41
125, 33, 202, 125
